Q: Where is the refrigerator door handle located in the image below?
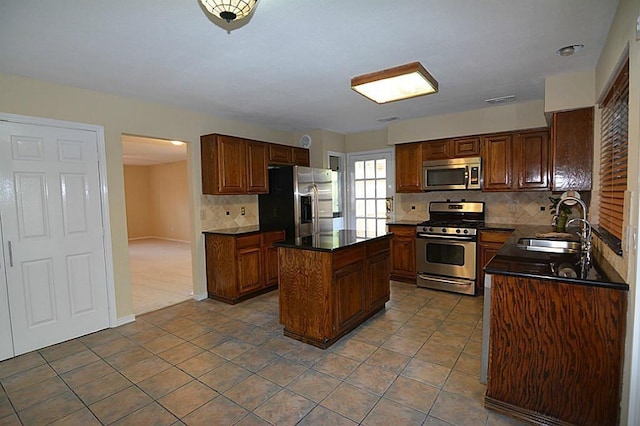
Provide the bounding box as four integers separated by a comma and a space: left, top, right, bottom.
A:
311, 184, 319, 234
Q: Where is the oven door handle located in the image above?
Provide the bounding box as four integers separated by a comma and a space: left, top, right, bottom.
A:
416, 233, 475, 241
417, 274, 474, 285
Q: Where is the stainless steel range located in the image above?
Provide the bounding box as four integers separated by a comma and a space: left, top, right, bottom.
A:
416, 201, 485, 296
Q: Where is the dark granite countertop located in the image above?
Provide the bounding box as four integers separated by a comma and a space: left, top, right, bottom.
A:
274, 230, 392, 252
202, 225, 284, 235
484, 225, 628, 291
387, 220, 423, 226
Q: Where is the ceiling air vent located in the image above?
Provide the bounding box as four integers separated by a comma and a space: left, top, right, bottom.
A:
485, 95, 516, 105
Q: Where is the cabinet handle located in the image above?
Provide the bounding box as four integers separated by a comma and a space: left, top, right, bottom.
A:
8, 241, 13, 267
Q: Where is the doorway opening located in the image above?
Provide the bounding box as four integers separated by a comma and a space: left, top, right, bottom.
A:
122, 134, 194, 315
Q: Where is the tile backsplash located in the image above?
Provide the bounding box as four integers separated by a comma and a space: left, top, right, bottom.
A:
394, 191, 562, 225
201, 194, 259, 230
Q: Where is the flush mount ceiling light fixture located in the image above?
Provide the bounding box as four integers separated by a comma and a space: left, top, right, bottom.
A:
351, 62, 439, 104
555, 44, 584, 57
199, 0, 258, 23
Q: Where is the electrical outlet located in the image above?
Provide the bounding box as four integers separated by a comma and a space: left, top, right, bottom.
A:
226, 211, 230, 215
540, 206, 546, 211
509, 203, 517, 213
241, 207, 246, 215
411, 206, 416, 210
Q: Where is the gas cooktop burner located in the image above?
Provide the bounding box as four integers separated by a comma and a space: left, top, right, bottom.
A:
418, 220, 485, 228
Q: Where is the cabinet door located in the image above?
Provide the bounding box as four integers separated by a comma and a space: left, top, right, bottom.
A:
333, 261, 366, 333
246, 141, 269, 194
389, 227, 416, 282
453, 137, 481, 157
293, 148, 310, 167
482, 134, 513, 191
237, 246, 262, 295
216, 135, 247, 194
515, 130, 550, 190
262, 230, 285, 286
552, 108, 593, 191
477, 230, 511, 291
366, 251, 390, 311
395, 142, 423, 192
423, 139, 451, 160
269, 144, 293, 164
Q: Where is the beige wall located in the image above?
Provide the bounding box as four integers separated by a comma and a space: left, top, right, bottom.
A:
544, 69, 596, 113
345, 129, 389, 152
0, 72, 299, 319
149, 161, 190, 241
124, 166, 152, 238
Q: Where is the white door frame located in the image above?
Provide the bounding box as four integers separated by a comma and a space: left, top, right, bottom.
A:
0, 112, 117, 327
346, 148, 395, 231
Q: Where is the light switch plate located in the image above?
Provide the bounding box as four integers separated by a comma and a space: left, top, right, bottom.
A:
637, 13, 640, 41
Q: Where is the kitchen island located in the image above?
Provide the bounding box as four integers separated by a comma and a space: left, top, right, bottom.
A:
483, 225, 628, 426
275, 230, 391, 348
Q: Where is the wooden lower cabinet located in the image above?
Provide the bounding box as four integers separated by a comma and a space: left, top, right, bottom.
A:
205, 230, 285, 304
279, 236, 391, 348
389, 225, 416, 282
486, 274, 627, 426
477, 230, 512, 292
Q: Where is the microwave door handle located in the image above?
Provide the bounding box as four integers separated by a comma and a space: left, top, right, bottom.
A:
464, 166, 470, 189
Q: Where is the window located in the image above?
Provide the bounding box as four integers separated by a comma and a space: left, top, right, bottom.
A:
598, 58, 629, 252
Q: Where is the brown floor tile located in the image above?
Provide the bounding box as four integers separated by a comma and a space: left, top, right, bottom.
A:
382, 335, 425, 357
91, 336, 140, 358
177, 351, 226, 377
464, 339, 483, 357
298, 406, 358, 426
120, 355, 172, 383
61, 359, 116, 389
158, 342, 204, 365
8, 376, 69, 411
234, 413, 272, 426
50, 349, 101, 375
39, 339, 87, 362
141, 334, 186, 354
223, 375, 281, 410
253, 389, 315, 425
258, 357, 308, 386
428, 330, 468, 351
366, 347, 411, 374
281, 344, 327, 367
189, 331, 230, 350
394, 324, 437, 343
159, 381, 217, 418
362, 397, 427, 425
259, 335, 301, 356
210, 339, 255, 360
232, 347, 278, 372
352, 327, 392, 346
321, 383, 379, 423
429, 390, 488, 426
111, 402, 178, 425
128, 326, 170, 345
137, 367, 193, 399
0, 394, 15, 419
49, 407, 101, 425
345, 363, 397, 395
105, 346, 154, 370
116, 319, 157, 336
1, 363, 57, 394
0, 352, 46, 380
313, 353, 360, 380
384, 376, 439, 413
0, 412, 21, 425
236, 327, 276, 346
331, 339, 378, 362
401, 357, 451, 388
198, 363, 251, 393
79, 328, 123, 348
17, 390, 84, 425
89, 386, 152, 424
74, 372, 131, 405
453, 352, 481, 377
168, 323, 211, 341
181, 395, 247, 425
414, 343, 462, 368
286, 369, 340, 403
443, 370, 486, 403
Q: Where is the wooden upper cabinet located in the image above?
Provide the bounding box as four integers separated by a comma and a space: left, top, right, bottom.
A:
246, 141, 269, 194
482, 134, 513, 191
292, 147, 310, 167
268, 144, 293, 164
552, 107, 594, 191
423, 139, 451, 160
514, 130, 550, 191
201, 134, 247, 194
396, 142, 423, 192
453, 137, 481, 157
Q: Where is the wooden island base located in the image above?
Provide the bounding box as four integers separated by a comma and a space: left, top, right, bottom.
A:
277, 234, 391, 349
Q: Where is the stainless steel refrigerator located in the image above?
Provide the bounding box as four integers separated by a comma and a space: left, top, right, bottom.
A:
258, 166, 333, 239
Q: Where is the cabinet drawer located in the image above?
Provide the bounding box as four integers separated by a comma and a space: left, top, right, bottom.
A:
388, 225, 415, 237
479, 230, 512, 244
366, 237, 390, 256
262, 230, 286, 245
236, 234, 261, 249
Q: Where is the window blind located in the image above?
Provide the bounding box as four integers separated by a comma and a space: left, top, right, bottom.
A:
599, 58, 629, 242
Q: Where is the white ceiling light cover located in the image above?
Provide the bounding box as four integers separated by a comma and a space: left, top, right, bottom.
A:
199, 0, 258, 21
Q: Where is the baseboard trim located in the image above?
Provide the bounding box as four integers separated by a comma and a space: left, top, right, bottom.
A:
128, 236, 190, 243
114, 314, 136, 327
193, 292, 208, 301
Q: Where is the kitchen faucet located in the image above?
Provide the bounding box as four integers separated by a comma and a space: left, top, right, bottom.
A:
555, 196, 592, 276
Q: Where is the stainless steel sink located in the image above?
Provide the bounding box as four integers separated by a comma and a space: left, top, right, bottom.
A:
516, 238, 581, 254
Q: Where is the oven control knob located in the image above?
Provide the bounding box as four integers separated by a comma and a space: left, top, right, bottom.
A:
441, 228, 447, 233
464, 229, 469, 234
429, 227, 434, 232
456, 229, 461, 233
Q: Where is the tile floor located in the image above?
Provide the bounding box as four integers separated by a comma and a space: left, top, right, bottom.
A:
129, 238, 194, 315
0, 282, 526, 425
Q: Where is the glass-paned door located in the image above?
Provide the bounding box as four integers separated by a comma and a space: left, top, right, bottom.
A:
347, 149, 394, 237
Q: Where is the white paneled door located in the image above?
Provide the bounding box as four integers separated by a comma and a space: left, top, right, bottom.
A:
0, 121, 110, 358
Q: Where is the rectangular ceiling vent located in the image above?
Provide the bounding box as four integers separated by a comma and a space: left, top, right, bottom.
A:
377, 116, 398, 123
485, 95, 516, 105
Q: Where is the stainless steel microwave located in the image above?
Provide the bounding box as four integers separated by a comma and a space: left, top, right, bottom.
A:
423, 157, 482, 191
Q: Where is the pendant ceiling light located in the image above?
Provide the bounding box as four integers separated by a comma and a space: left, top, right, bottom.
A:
351, 62, 439, 104
199, 0, 258, 23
